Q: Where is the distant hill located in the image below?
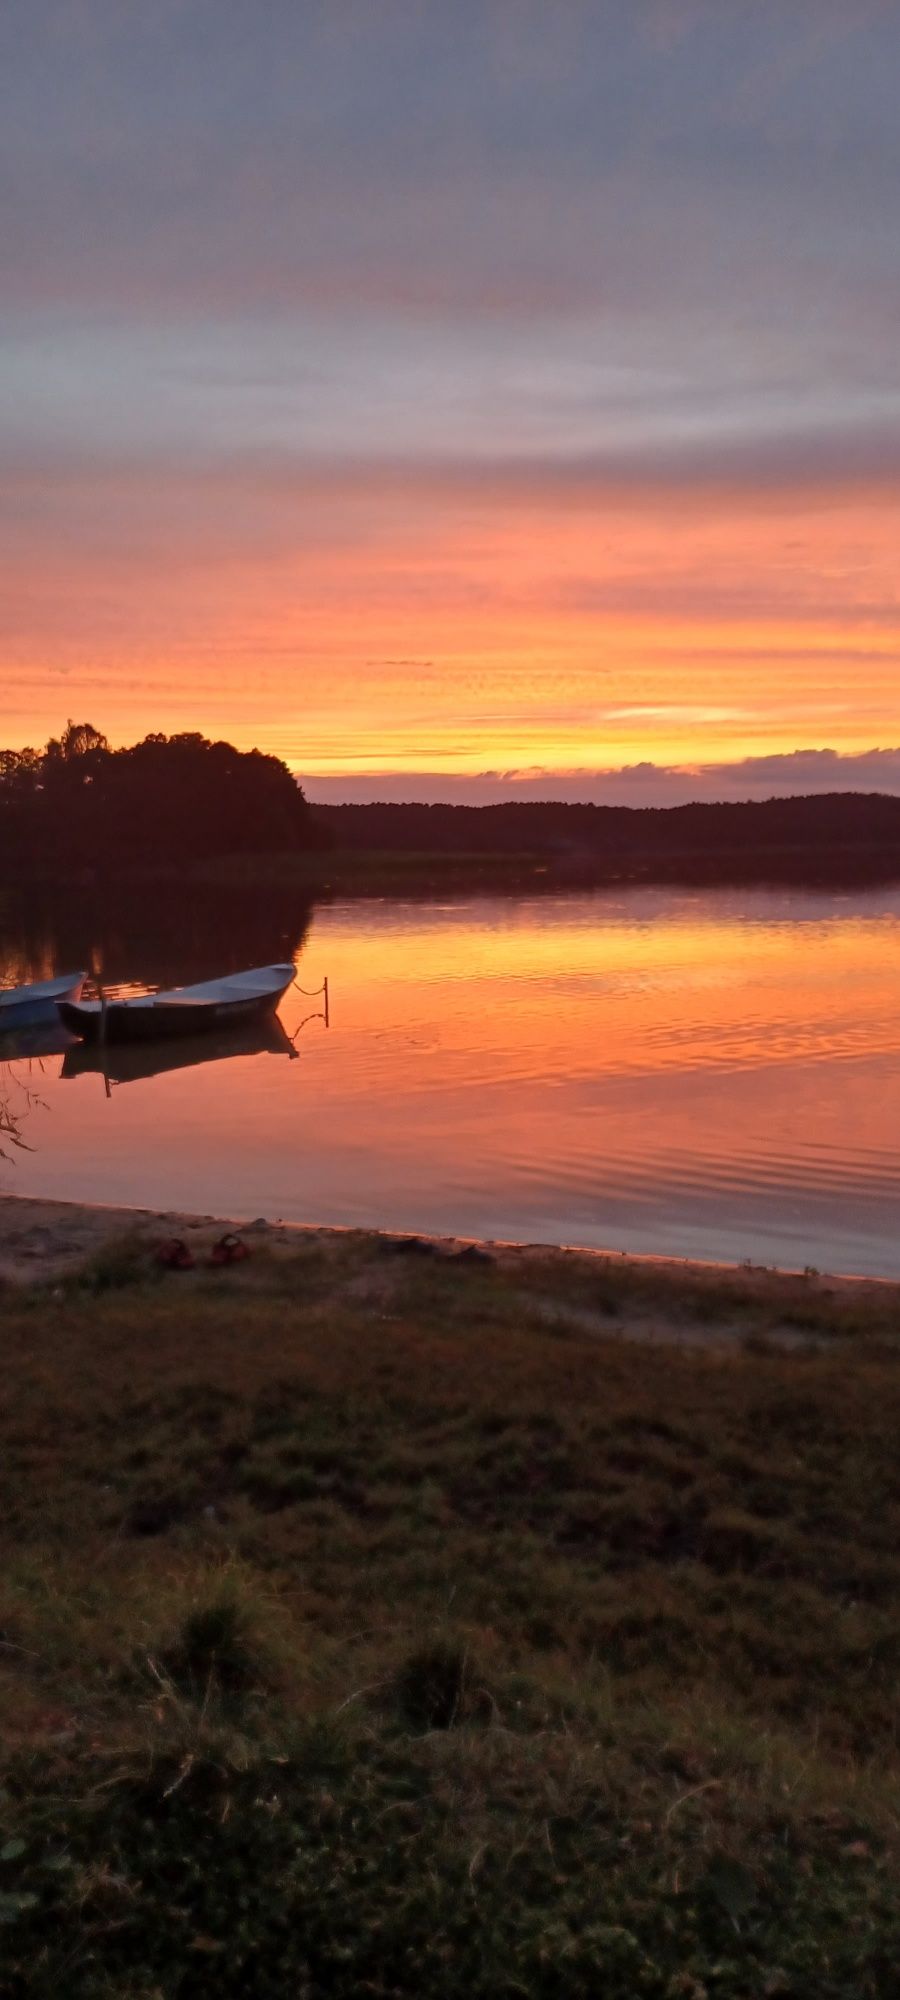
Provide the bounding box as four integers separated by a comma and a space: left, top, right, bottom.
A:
312, 792, 900, 885
6, 725, 900, 887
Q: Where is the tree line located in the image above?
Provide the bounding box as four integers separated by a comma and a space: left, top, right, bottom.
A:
5, 722, 900, 884
0, 723, 319, 870
317, 793, 900, 858
312, 793, 900, 886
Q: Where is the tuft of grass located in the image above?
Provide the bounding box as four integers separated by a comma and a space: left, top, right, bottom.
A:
63, 1228, 153, 1295
157, 1586, 263, 1699
391, 1635, 480, 1731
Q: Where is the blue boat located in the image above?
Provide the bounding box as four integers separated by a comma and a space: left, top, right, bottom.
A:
0, 971, 86, 1031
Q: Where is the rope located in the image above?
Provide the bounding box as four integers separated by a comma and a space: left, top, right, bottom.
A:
288, 1008, 325, 1045
289, 972, 330, 1040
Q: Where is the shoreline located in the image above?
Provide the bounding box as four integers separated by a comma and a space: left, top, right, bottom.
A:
2, 1190, 896, 1327
8, 855, 900, 902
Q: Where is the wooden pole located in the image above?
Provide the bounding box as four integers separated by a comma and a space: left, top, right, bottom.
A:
98, 984, 111, 1095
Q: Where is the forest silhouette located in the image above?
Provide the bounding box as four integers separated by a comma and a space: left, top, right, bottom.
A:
315, 793, 900, 885
4, 722, 900, 887
0, 722, 316, 869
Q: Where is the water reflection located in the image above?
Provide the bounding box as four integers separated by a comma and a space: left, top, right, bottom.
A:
0, 1059, 48, 1163
62, 1017, 299, 1087
0, 1021, 77, 1062
3, 883, 900, 1276
0, 873, 322, 1156
1, 877, 314, 993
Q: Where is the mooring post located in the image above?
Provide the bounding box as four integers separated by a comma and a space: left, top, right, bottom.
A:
98, 985, 111, 1093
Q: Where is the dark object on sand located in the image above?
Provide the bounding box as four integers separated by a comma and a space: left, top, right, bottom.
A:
155, 1238, 195, 1271
209, 1233, 251, 1266
379, 1235, 439, 1258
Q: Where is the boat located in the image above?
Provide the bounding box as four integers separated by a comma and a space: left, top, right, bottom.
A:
0, 971, 86, 1031
58, 963, 296, 1044
61, 1014, 298, 1083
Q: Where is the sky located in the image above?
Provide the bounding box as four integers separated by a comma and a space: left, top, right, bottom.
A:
2, 0, 899, 805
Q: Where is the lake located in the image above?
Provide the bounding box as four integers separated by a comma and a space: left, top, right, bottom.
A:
2, 882, 900, 1276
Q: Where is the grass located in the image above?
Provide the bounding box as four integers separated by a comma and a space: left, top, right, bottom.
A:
0, 1233, 899, 1994
189, 845, 568, 898
170, 845, 900, 896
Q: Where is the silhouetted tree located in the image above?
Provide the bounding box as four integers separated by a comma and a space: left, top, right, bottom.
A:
0, 723, 316, 872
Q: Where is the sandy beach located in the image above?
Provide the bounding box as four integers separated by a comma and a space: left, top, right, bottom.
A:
3, 1189, 895, 1350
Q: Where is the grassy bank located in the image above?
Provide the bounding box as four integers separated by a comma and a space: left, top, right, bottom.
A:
1, 1230, 899, 1995
9, 843, 900, 899
187, 844, 900, 895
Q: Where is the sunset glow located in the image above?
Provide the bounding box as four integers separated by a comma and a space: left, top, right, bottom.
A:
8, 889, 900, 1273
3, 2, 899, 801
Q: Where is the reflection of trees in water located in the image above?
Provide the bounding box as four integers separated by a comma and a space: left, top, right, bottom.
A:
0, 882, 319, 1159
1, 881, 316, 992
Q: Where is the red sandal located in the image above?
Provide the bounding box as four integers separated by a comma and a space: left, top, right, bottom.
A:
155, 1237, 195, 1271
209, 1232, 250, 1266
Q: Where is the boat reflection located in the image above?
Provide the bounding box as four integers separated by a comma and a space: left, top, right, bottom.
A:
0, 1021, 79, 1063
61, 1015, 300, 1087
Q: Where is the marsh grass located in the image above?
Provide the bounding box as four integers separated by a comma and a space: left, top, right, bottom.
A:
62, 1227, 158, 1296
1, 1239, 899, 1993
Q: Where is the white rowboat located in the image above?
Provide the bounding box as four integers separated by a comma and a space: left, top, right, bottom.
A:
59, 964, 296, 1044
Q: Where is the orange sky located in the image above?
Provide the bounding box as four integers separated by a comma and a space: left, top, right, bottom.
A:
4, 469, 899, 792
3, 3, 899, 803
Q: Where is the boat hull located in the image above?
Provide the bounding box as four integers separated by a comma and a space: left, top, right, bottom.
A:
59, 996, 284, 1048
59, 968, 292, 1048
0, 974, 86, 1031
0, 996, 63, 1030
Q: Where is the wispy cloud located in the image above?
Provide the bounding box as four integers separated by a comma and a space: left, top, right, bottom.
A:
306, 747, 900, 809
2, 3, 899, 765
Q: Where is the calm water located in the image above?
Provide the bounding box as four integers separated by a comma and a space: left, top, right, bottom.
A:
2, 884, 900, 1276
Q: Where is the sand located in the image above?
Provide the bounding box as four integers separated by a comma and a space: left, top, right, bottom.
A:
2, 1190, 895, 1355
